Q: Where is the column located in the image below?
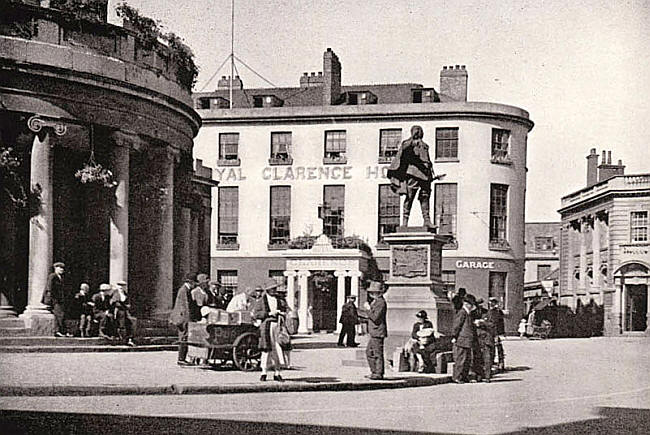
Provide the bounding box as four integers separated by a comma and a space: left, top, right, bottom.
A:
349, 270, 362, 299
178, 207, 191, 280
579, 218, 588, 300
109, 135, 129, 284
153, 151, 174, 316
565, 224, 573, 304
613, 282, 622, 335
22, 116, 66, 321
283, 270, 297, 312
592, 215, 602, 301
297, 270, 311, 333
190, 211, 199, 273
334, 270, 347, 333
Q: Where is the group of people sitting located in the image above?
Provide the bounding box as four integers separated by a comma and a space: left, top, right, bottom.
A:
450, 288, 506, 384
72, 281, 136, 346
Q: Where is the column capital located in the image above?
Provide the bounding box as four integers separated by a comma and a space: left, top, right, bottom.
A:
27, 115, 67, 136
297, 270, 311, 278
347, 270, 363, 278
333, 270, 347, 278
283, 270, 298, 277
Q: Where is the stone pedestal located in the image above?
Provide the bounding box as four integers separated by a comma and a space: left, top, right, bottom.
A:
382, 227, 453, 352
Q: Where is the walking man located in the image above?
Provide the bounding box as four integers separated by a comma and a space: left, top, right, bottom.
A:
488, 298, 506, 371
338, 295, 359, 347
42, 262, 67, 337
364, 281, 387, 380
451, 294, 477, 384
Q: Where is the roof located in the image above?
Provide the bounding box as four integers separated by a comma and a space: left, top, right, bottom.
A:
524, 222, 561, 255
194, 83, 424, 108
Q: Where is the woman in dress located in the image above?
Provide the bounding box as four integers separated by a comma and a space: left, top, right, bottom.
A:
252, 279, 286, 381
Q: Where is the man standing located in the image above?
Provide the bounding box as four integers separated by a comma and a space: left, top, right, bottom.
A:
387, 125, 444, 228
488, 298, 506, 371
170, 273, 195, 366
42, 262, 67, 337
364, 281, 387, 380
451, 294, 477, 384
474, 300, 496, 382
110, 281, 135, 346
338, 295, 359, 347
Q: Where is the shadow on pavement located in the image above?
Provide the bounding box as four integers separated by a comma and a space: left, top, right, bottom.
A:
0, 410, 438, 435
508, 407, 650, 434
286, 376, 340, 383
505, 366, 531, 372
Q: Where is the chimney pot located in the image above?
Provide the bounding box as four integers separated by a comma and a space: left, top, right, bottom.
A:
590, 148, 597, 155
602, 150, 606, 162
303, 72, 308, 76
607, 151, 612, 164
618, 159, 623, 165
311, 72, 316, 76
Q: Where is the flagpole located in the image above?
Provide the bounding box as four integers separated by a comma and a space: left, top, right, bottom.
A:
230, 0, 234, 109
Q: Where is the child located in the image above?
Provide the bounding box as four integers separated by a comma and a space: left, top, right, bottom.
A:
74, 283, 93, 337
518, 317, 527, 338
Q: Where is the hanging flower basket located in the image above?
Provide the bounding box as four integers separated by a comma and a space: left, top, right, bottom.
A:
75, 162, 117, 188
312, 271, 332, 292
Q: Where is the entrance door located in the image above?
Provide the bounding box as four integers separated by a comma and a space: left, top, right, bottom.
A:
310, 273, 337, 332
625, 284, 648, 332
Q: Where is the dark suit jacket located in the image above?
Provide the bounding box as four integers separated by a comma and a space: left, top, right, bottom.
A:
387, 138, 433, 194
169, 283, 192, 326
90, 293, 110, 316
42, 273, 65, 306
488, 307, 505, 335
339, 301, 359, 325
452, 308, 476, 348
367, 296, 387, 338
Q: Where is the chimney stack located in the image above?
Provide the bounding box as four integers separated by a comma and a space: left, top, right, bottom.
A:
323, 48, 341, 105
586, 148, 599, 187
216, 75, 243, 90
440, 65, 468, 102
597, 149, 625, 182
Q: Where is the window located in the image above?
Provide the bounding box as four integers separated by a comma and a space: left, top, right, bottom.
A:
535, 236, 554, 251
269, 270, 287, 292
322, 185, 345, 237
434, 183, 457, 239
378, 185, 400, 243
379, 129, 402, 162
269, 186, 291, 247
270, 132, 292, 163
537, 264, 552, 280
631, 211, 648, 242
324, 130, 347, 163
490, 184, 509, 248
442, 270, 456, 294
491, 129, 511, 163
217, 187, 239, 247
217, 270, 238, 294
218, 133, 239, 164
489, 272, 507, 307
435, 128, 459, 160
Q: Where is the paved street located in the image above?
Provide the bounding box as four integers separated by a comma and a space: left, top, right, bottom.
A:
1, 337, 649, 434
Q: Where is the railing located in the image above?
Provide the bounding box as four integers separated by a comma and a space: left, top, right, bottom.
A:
0, 1, 194, 91
561, 174, 650, 207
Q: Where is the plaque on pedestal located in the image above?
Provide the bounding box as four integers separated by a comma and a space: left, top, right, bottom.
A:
382, 228, 453, 352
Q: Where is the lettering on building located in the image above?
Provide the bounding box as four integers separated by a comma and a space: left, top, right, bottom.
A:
213, 167, 247, 182
455, 260, 495, 269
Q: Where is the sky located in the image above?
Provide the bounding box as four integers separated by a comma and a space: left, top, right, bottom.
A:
109, 0, 650, 222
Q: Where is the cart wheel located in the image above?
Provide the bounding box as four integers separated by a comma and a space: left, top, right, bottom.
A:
232, 332, 261, 371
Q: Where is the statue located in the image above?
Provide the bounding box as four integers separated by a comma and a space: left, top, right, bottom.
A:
387, 125, 445, 228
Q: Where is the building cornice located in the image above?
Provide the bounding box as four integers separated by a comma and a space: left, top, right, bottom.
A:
198, 101, 534, 131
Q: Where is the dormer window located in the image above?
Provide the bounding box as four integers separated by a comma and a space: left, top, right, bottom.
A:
412, 88, 438, 103
253, 95, 284, 108
339, 91, 377, 105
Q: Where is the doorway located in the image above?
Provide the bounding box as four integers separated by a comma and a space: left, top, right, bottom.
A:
309, 272, 337, 332
625, 284, 648, 332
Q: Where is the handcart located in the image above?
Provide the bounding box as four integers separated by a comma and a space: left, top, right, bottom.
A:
185, 310, 261, 371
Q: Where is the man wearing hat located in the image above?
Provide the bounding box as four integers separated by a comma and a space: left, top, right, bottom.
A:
252, 279, 286, 381
451, 294, 477, 383
42, 262, 67, 337
488, 298, 506, 371
190, 274, 211, 319
363, 281, 387, 380
338, 295, 360, 347
110, 281, 136, 346
170, 273, 196, 366
91, 283, 113, 338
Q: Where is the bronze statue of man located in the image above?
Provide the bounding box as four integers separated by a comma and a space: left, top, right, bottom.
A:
387, 125, 444, 228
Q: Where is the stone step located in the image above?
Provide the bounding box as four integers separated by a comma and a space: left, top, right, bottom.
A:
0, 337, 108, 346
0, 318, 25, 328
0, 344, 177, 353
341, 359, 369, 367
0, 327, 30, 337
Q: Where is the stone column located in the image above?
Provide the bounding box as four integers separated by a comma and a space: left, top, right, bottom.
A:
349, 270, 362, 299
334, 270, 347, 333
621, 282, 627, 332
109, 134, 129, 284
21, 116, 66, 332
153, 151, 174, 317
283, 270, 297, 312
612, 282, 622, 335
190, 211, 199, 274
579, 219, 589, 302
297, 270, 311, 333
592, 215, 601, 301
565, 224, 573, 305
178, 207, 191, 281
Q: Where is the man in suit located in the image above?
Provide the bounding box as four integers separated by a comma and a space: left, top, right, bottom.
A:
451, 294, 477, 384
338, 295, 359, 347
170, 273, 196, 366
110, 281, 136, 346
474, 300, 496, 382
90, 283, 113, 338
42, 262, 67, 337
488, 298, 506, 371
364, 281, 387, 380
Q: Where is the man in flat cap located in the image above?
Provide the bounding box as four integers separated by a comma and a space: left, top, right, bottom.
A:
451, 294, 477, 383
363, 281, 387, 380
338, 295, 360, 347
111, 281, 136, 346
91, 283, 113, 338
170, 272, 196, 366
42, 262, 67, 337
